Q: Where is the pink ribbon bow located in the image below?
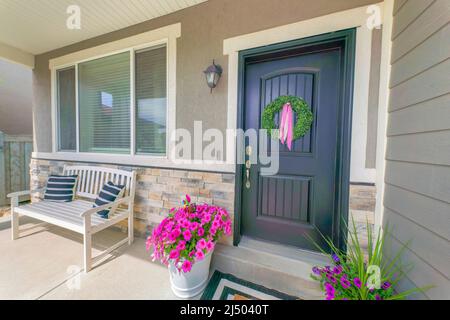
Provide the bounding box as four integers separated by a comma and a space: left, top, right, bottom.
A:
279, 102, 293, 150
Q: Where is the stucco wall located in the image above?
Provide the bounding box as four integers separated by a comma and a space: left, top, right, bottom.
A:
383, 0, 450, 299
33, 0, 379, 154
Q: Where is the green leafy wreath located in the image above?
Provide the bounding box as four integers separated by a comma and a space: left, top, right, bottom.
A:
262, 95, 313, 140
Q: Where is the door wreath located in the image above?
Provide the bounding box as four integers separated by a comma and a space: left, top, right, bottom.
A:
262, 95, 313, 149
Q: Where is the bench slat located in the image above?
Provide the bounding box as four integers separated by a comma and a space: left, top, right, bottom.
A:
16, 200, 105, 227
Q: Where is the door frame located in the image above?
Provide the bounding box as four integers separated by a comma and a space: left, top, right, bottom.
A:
233, 28, 356, 252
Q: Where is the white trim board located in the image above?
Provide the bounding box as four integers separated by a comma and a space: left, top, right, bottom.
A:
223, 3, 385, 184
351, 25, 377, 183
374, 0, 394, 228
31, 152, 235, 173
49, 24, 181, 69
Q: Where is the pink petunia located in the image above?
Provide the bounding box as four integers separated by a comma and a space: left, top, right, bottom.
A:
189, 222, 199, 231
181, 260, 192, 273
176, 241, 186, 251
185, 194, 191, 203
164, 221, 174, 232
197, 227, 205, 237
169, 250, 180, 260
183, 230, 192, 241
181, 219, 190, 229
196, 238, 207, 250
206, 240, 215, 252
195, 250, 205, 261
170, 229, 181, 239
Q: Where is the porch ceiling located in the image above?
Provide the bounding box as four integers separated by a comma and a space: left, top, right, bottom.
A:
0, 0, 206, 65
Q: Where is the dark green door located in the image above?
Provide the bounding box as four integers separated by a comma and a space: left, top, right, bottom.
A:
240, 35, 353, 251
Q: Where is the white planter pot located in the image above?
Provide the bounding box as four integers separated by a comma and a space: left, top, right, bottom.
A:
168, 250, 213, 299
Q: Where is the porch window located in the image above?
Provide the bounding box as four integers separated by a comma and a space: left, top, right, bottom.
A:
56, 44, 167, 156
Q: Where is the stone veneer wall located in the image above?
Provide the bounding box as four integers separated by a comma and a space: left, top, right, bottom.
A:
30, 159, 235, 244
349, 184, 376, 255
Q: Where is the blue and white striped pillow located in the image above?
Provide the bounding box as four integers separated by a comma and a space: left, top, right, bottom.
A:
44, 175, 78, 202
93, 181, 125, 218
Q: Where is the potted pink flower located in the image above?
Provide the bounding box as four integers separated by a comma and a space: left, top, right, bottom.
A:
146, 195, 232, 298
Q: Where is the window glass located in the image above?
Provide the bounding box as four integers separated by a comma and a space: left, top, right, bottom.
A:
78, 52, 131, 154
57, 67, 76, 151
135, 46, 167, 155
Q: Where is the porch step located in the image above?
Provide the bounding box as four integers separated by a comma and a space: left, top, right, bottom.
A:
211, 238, 329, 299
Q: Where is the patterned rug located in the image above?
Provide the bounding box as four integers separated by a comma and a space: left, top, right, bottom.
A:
201, 271, 299, 300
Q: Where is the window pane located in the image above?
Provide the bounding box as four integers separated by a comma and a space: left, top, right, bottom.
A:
57, 67, 76, 151
78, 52, 130, 154
135, 46, 167, 155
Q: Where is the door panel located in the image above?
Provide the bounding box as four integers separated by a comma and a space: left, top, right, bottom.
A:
259, 175, 311, 223
241, 42, 346, 251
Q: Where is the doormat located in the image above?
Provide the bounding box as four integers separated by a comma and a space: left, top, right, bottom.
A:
201, 271, 299, 300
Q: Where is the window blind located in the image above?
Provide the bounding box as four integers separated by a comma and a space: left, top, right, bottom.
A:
78, 52, 131, 154
57, 67, 76, 151
135, 46, 167, 155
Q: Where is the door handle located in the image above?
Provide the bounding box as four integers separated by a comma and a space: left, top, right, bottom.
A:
245, 160, 251, 189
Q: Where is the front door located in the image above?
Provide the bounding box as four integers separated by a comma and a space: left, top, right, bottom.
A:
240, 31, 354, 251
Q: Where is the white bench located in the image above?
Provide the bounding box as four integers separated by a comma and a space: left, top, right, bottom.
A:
7, 165, 137, 272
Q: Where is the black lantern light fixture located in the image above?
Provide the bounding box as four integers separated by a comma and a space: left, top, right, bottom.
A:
203, 60, 222, 92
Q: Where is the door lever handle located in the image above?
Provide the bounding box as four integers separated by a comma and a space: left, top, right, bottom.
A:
245, 160, 251, 189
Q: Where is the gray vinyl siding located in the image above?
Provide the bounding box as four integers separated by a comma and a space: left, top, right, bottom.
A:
384, 0, 450, 299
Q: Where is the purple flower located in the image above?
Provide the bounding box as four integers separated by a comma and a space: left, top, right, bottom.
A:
312, 266, 321, 275
324, 282, 335, 293
325, 294, 335, 300
332, 254, 340, 264
353, 277, 362, 288
375, 294, 382, 300
327, 274, 337, 284
333, 266, 342, 275
340, 277, 351, 289
382, 281, 391, 290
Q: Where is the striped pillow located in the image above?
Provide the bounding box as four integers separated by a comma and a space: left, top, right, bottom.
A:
93, 181, 125, 218
44, 175, 78, 202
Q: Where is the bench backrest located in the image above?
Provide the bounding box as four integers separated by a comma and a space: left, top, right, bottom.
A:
63, 165, 136, 200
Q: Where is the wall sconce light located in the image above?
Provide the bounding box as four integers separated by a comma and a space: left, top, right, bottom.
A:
203, 60, 222, 92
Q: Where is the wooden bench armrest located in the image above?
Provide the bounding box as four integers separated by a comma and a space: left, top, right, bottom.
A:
7, 188, 45, 199
80, 196, 131, 218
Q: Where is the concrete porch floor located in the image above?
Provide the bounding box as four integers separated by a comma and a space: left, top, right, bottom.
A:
0, 217, 184, 300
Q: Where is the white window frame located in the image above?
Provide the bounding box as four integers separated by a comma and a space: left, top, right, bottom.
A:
48, 24, 179, 166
